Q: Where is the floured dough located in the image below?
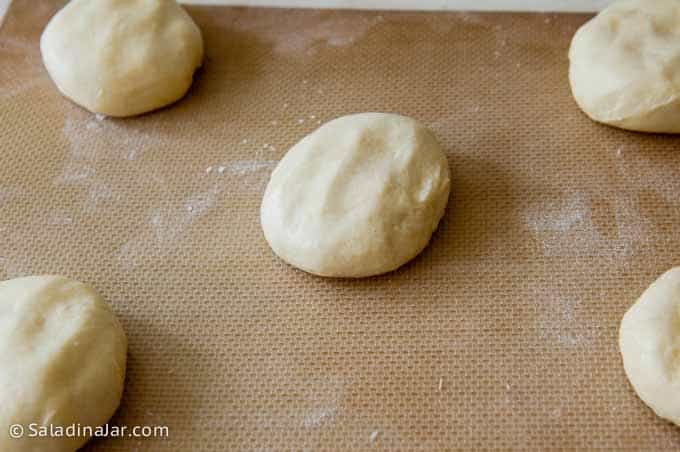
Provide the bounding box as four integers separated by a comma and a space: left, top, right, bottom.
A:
0, 275, 127, 452
569, 0, 680, 133
260, 112, 451, 278
620, 267, 680, 425
40, 0, 203, 117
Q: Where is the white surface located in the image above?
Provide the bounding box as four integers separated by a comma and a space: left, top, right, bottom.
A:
0, 0, 608, 17
182, 0, 609, 11
183, 0, 612, 12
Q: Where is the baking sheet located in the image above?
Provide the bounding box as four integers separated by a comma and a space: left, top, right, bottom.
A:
2, 1, 680, 450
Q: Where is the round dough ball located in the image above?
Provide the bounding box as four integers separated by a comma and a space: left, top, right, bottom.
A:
620, 267, 680, 425
260, 113, 451, 278
569, 0, 680, 133
40, 0, 203, 117
0, 275, 127, 452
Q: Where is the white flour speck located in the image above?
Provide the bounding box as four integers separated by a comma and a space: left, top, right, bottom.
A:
532, 282, 596, 348
118, 183, 224, 268
0, 185, 24, 203
228, 13, 383, 53
525, 192, 586, 234
303, 408, 335, 428
227, 160, 277, 176
47, 212, 73, 226
300, 376, 344, 430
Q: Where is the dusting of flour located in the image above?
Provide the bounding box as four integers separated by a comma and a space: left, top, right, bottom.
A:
118, 183, 224, 269
530, 280, 598, 348
227, 160, 277, 176
232, 12, 385, 54
523, 189, 649, 259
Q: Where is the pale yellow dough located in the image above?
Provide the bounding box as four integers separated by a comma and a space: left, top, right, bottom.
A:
40, 0, 203, 117
0, 275, 127, 452
260, 113, 451, 278
569, 0, 680, 133
620, 267, 680, 425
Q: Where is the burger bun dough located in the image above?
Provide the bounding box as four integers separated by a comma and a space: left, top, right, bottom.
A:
260, 113, 451, 278
0, 275, 127, 452
569, 0, 680, 133
40, 0, 203, 117
620, 267, 680, 425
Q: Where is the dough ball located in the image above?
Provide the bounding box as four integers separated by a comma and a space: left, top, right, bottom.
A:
260, 113, 451, 278
0, 276, 127, 452
40, 0, 203, 117
569, 0, 680, 133
620, 267, 680, 425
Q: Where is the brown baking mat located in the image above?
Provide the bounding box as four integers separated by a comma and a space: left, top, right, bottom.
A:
2, 1, 680, 450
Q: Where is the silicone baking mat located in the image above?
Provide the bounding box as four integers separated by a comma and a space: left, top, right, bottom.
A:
2, 1, 680, 450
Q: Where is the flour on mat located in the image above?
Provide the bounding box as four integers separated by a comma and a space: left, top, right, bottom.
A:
47, 211, 73, 226
0, 37, 46, 101
303, 408, 336, 429
525, 192, 586, 234
531, 282, 596, 348
0, 77, 46, 101
616, 146, 680, 208
300, 376, 345, 430
0, 185, 25, 203
53, 156, 115, 212
233, 12, 384, 54
523, 190, 647, 259
227, 160, 277, 176
56, 116, 184, 212
118, 182, 224, 269
62, 115, 167, 162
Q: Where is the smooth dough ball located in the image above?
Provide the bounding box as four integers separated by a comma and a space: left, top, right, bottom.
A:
0, 275, 127, 452
40, 0, 203, 117
620, 267, 680, 425
260, 113, 451, 278
569, 0, 680, 133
